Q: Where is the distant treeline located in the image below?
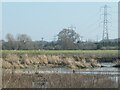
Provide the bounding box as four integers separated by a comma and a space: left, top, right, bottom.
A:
0, 28, 119, 50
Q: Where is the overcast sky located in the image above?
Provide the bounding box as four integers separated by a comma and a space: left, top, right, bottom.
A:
2, 2, 118, 41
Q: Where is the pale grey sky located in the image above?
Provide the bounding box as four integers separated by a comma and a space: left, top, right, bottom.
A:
2, 2, 118, 41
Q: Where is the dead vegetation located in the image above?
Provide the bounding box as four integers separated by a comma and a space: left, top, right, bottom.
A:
2, 72, 118, 88
2, 54, 102, 69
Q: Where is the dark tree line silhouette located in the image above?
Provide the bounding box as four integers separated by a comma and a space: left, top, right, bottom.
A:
0, 28, 119, 50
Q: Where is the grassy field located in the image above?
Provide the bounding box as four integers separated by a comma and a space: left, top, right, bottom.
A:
1, 50, 119, 58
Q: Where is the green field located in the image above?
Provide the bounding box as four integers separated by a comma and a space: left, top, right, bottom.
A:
1, 50, 119, 58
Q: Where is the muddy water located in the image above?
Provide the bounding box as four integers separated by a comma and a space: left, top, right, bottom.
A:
2, 63, 120, 88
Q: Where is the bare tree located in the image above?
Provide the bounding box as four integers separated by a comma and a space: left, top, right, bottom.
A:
6, 33, 16, 50
17, 34, 33, 50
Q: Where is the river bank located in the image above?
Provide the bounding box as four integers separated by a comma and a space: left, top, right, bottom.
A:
2, 54, 102, 69
2, 50, 119, 69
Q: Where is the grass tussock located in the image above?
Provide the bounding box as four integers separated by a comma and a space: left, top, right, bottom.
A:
2, 53, 102, 69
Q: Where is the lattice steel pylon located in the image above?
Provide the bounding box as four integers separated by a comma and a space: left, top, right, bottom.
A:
102, 5, 109, 41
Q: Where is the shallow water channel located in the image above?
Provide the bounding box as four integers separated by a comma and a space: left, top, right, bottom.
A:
3, 63, 120, 88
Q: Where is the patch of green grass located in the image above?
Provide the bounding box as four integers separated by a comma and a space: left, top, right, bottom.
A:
1, 50, 119, 58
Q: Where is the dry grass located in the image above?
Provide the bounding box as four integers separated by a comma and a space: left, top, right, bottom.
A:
2, 54, 102, 69
2, 71, 119, 88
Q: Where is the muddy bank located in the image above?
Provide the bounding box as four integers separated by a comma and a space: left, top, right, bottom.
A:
2, 54, 102, 69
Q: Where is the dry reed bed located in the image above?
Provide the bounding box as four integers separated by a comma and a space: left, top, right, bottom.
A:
2, 54, 102, 69
2, 72, 118, 88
